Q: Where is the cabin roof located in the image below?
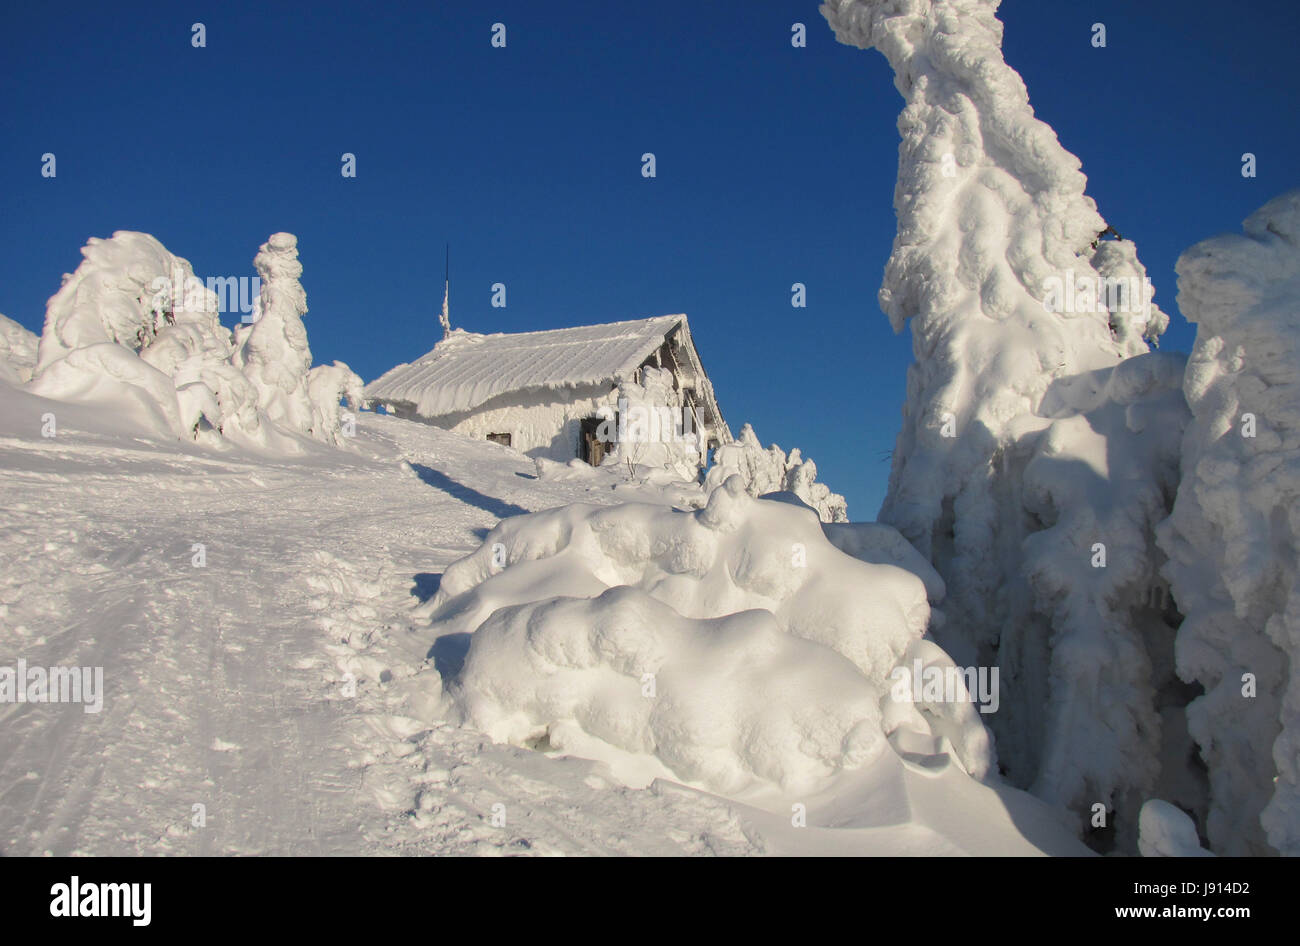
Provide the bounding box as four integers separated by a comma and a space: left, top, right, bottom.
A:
365, 315, 727, 437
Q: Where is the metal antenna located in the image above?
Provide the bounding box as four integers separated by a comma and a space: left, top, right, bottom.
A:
439, 243, 451, 340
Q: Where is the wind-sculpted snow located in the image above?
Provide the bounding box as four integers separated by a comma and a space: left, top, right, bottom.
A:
427, 475, 994, 800
704, 423, 848, 522
821, 0, 1188, 849
0, 314, 38, 384
1157, 190, 1300, 856
23, 230, 361, 451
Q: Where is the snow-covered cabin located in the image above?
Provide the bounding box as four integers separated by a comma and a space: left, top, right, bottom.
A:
364, 315, 731, 475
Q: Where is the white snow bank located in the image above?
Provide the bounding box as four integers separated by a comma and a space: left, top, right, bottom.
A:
704, 423, 848, 522
25, 230, 361, 451
1157, 189, 1300, 856
0, 314, 38, 384
426, 475, 994, 801
1138, 800, 1214, 857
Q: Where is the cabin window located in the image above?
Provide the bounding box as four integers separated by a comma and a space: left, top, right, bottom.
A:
486, 432, 511, 447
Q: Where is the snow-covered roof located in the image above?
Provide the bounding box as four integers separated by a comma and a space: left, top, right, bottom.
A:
365, 314, 717, 421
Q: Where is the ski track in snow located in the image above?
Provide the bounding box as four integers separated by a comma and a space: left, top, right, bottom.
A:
0, 413, 766, 855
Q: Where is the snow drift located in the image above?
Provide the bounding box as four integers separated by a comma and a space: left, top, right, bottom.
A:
24, 230, 361, 450
1157, 190, 1300, 856
426, 474, 993, 801
821, 0, 1193, 849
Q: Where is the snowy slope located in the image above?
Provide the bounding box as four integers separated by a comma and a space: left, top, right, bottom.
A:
0, 387, 1086, 855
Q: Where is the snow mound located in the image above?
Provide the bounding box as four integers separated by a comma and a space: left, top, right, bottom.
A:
1157, 189, 1300, 856
704, 423, 848, 522
24, 230, 361, 450
1138, 800, 1214, 858
453, 586, 889, 796
823, 520, 946, 605
0, 313, 38, 384
426, 475, 993, 799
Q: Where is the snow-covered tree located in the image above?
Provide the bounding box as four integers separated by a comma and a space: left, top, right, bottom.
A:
1157, 190, 1300, 856
0, 313, 38, 384
822, 0, 1188, 848
307, 361, 365, 446
29, 231, 236, 438
705, 423, 848, 522
234, 232, 363, 446
26, 230, 361, 450
234, 233, 317, 435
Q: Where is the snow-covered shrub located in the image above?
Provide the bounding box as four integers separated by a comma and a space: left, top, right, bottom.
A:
307, 361, 365, 446
1157, 190, 1300, 856
0, 314, 38, 384
821, 0, 1189, 847
427, 475, 993, 797
704, 423, 848, 522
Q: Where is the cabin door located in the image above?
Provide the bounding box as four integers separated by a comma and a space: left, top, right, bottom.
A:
580, 417, 606, 467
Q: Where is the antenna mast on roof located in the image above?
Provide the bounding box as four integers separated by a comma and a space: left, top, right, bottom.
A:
439, 243, 452, 340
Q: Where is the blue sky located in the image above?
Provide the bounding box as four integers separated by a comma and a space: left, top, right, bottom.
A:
2, 0, 1297, 516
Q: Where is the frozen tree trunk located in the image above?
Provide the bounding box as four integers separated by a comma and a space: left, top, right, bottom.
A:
1157, 190, 1300, 856
822, 0, 1188, 849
